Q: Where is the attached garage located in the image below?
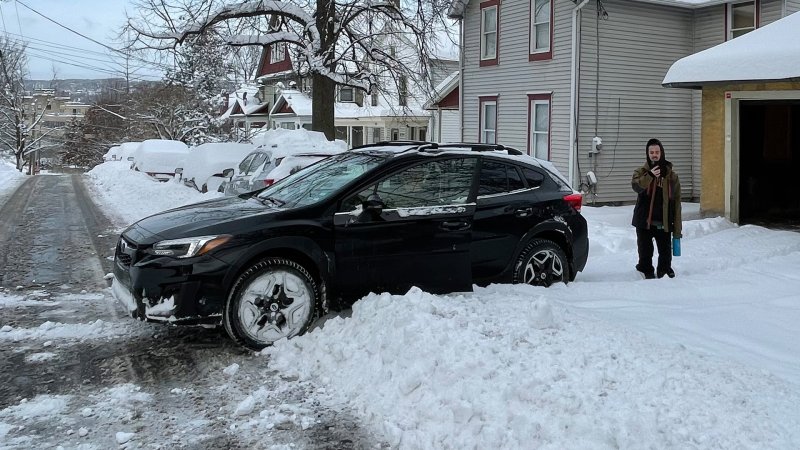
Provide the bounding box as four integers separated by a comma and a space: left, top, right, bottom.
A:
663, 12, 800, 226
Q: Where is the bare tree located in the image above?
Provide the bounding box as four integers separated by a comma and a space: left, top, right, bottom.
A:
127, 0, 455, 140
128, 81, 216, 143
0, 37, 59, 173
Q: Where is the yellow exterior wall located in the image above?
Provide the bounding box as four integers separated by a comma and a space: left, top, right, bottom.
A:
700, 82, 800, 217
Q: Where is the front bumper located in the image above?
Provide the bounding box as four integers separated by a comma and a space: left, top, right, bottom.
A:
112, 240, 229, 324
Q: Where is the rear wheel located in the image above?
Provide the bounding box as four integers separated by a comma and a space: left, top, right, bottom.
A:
223, 257, 319, 350
513, 239, 569, 287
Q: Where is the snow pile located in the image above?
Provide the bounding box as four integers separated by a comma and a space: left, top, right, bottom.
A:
0, 319, 139, 342
0, 158, 24, 200
250, 128, 347, 157
131, 139, 190, 174
182, 142, 255, 184
86, 160, 220, 227
265, 283, 800, 449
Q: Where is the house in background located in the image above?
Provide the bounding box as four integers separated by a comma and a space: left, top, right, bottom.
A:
425, 69, 461, 143
663, 11, 800, 225
447, 0, 800, 210
241, 27, 459, 147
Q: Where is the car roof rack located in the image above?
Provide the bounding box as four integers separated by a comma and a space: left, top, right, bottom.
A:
417, 143, 523, 156
350, 140, 432, 151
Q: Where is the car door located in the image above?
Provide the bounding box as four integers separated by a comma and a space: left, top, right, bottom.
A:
333, 157, 478, 299
471, 159, 546, 281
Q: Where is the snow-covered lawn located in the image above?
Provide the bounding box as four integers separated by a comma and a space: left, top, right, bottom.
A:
0, 159, 24, 204
2, 160, 795, 448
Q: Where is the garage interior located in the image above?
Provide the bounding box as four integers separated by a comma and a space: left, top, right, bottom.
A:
738, 100, 800, 228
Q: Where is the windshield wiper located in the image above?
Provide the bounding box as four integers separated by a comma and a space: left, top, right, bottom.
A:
259, 196, 285, 207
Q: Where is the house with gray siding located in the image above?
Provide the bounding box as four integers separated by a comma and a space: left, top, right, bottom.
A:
448, 0, 800, 204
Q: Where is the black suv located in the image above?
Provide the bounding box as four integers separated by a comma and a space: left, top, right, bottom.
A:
112, 142, 588, 349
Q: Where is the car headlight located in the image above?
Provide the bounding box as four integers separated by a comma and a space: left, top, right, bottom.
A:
151, 235, 232, 258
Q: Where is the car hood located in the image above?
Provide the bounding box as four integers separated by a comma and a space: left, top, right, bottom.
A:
126, 195, 275, 244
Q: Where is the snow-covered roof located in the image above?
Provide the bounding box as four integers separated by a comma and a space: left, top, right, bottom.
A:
663, 12, 800, 88
270, 89, 429, 121
447, 0, 723, 18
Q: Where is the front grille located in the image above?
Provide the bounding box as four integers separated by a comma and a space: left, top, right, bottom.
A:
115, 237, 138, 268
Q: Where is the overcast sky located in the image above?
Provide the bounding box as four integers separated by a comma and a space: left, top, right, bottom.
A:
1, 0, 162, 80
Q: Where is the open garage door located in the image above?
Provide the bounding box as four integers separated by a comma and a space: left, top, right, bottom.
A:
738, 101, 800, 228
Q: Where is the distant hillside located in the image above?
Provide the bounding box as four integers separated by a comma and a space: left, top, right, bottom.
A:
23, 78, 152, 103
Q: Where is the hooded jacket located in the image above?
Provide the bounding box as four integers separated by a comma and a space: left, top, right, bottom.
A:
631, 142, 682, 238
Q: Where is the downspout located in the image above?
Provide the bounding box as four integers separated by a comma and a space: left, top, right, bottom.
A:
569, 0, 591, 188
458, 19, 465, 141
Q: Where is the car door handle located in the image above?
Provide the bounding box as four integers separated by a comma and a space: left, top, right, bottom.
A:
515, 208, 533, 218
440, 221, 471, 231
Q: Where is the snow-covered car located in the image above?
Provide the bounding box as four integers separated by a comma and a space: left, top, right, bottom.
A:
180, 142, 255, 193
131, 140, 190, 182
261, 154, 331, 183
222, 129, 347, 195
103, 146, 122, 161
118, 142, 141, 163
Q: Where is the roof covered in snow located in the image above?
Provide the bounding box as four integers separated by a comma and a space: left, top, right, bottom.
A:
663, 12, 800, 88
270, 89, 428, 120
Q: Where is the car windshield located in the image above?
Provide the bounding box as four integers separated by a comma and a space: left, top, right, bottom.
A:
256, 152, 387, 208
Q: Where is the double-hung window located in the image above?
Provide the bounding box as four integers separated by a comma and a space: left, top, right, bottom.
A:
270, 44, 286, 63
530, 0, 552, 60
479, 96, 498, 144
528, 94, 550, 160
727, 1, 758, 40
480, 0, 499, 66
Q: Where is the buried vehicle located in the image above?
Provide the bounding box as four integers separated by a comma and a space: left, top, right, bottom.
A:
112, 142, 588, 349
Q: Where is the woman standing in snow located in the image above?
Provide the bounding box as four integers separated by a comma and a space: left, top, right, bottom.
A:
631, 138, 682, 279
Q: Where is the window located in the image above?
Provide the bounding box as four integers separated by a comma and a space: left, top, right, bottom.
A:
340, 87, 354, 102
372, 127, 382, 143
371, 91, 379, 106
270, 44, 286, 63
335, 126, 349, 142
349, 158, 477, 209
479, 96, 498, 144
418, 127, 427, 141
727, 1, 757, 40
528, 94, 550, 160
480, 0, 499, 66
398, 76, 408, 107
479, 161, 525, 196
391, 128, 400, 140
530, 0, 552, 60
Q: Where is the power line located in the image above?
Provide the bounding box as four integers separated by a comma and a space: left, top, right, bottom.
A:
15, 0, 124, 56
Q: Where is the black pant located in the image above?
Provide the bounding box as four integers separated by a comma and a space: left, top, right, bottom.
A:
636, 227, 671, 274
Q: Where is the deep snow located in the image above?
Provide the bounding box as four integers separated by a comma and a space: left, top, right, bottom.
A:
0, 155, 798, 448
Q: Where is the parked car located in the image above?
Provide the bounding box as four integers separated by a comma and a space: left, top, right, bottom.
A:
103, 145, 121, 162
111, 142, 588, 349
131, 139, 190, 181
180, 142, 255, 193
222, 146, 343, 195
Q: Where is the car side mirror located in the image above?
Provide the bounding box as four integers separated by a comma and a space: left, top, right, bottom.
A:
362, 193, 385, 216
221, 168, 234, 178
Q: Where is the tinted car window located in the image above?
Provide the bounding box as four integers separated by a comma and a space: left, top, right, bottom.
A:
346, 158, 476, 209
522, 167, 545, 188
479, 161, 525, 196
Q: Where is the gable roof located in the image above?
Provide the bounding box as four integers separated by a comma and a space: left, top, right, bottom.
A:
663, 11, 800, 88
424, 71, 459, 110
447, 0, 724, 18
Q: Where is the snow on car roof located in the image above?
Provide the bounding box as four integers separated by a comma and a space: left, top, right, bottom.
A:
183, 143, 256, 182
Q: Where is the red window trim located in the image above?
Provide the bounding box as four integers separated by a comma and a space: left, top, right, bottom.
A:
528, 0, 553, 62
724, 0, 760, 42
527, 93, 551, 159
479, 95, 499, 143
479, 0, 500, 67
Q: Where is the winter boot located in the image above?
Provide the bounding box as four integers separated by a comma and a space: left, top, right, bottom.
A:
657, 268, 675, 279
637, 266, 656, 279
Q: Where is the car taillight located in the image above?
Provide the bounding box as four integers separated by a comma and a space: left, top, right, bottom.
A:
563, 193, 583, 212
263, 179, 275, 186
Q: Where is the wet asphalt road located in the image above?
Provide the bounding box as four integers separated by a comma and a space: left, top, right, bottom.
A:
0, 174, 378, 449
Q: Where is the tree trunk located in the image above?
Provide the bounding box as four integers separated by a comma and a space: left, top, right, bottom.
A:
312, 0, 336, 141
311, 73, 335, 141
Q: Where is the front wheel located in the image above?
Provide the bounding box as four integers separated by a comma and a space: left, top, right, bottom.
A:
513, 239, 569, 287
224, 257, 319, 350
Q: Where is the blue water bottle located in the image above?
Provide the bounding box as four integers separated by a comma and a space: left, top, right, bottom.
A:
672, 237, 681, 257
